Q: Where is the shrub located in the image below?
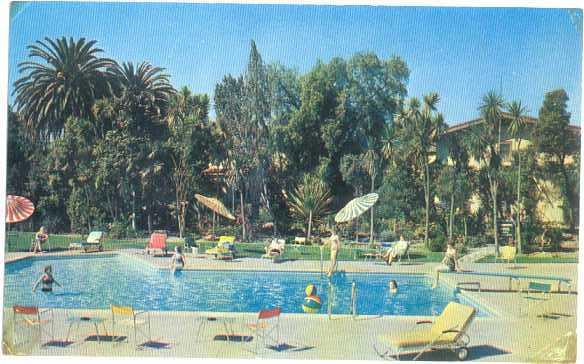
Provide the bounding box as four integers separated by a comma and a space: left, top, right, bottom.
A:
428, 235, 447, 252
378, 230, 396, 242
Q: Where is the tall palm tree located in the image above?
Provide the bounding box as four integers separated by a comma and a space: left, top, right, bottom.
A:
478, 91, 505, 255
108, 61, 175, 131
397, 93, 445, 247
506, 100, 528, 253
288, 174, 332, 241
13, 37, 116, 142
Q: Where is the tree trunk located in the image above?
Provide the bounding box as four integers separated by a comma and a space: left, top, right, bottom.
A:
240, 188, 246, 241
560, 161, 575, 231
307, 210, 313, 241
147, 213, 152, 234
369, 173, 375, 245
448, 192, 455, 242
463, 216, 468, 245
175, 187, 182, 239
424, 162, 430, 247
490, 176, 499, 256
516, 152, 522, 253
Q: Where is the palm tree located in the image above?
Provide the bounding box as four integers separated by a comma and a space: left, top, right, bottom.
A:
108, 61, 175, 131
478, 91, 505, 255
506, 100, 528, 253
288, 174, 332, 241
397, 93, 445, 247
13, 37, 116, 142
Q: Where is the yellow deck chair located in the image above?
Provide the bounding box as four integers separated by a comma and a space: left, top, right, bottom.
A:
496, 246, 517, 264
375, 302, 476, 361
111, 305, 151, 348
205, 236, 236, 259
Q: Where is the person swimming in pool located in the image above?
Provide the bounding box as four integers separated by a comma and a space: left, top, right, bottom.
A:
388, 280, 398, 294
32, 265, 62, 293
170, 246, 186, 272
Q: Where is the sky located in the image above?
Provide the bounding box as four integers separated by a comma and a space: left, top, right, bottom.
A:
7, 2, 583, 124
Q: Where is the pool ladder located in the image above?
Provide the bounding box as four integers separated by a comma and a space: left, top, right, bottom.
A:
327, 281, 358, 320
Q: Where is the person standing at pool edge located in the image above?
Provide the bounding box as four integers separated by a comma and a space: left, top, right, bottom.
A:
32, 226, 48, 254
32, 265, 62, 293
322, 226, 341, 277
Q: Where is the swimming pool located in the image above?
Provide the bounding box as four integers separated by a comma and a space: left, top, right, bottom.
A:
4, 255, 488, 316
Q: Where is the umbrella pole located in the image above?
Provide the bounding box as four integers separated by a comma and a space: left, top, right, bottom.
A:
320, 246, 324, 276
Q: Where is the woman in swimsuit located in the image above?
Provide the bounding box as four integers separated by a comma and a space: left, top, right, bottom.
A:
432, 241, 460, 288
32, 265, 62, 293
170, 246, 186, 272
322, 227, 341, 277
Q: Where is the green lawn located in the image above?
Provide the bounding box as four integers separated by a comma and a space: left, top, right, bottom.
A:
6, 231, 443, 262
476, 252, 579, 264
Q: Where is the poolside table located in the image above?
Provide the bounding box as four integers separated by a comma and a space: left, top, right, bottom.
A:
66, 315, 108, 344
195, 316, 237, 343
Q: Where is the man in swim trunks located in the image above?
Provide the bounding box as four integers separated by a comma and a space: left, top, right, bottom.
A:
32, 265, 62, 293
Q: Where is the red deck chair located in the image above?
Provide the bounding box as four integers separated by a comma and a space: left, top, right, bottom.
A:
247, 307, 282, 353
146, 232, 168, 256
12, 305, 54, 348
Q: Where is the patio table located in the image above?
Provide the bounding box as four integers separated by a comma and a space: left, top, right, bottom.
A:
195, 316, 237, 343
65, 315, 108, 344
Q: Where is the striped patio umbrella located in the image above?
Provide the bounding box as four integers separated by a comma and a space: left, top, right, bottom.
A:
194, 194, 235, 220
334, 193, 379, 223
6, 195, 35, 223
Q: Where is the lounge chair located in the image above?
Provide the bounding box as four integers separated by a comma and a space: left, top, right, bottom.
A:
496, 245, 517, 264
381, 240, 411, 263
146, 232, 168, 256
205, 235, 236, 260
111, 305, 152, 348
375, 301, 476, 361
69, 231, 104, 253
294, 236, 307, 245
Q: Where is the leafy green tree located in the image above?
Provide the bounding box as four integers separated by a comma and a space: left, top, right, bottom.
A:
13, 37, 116, 142
534, 89, 579, 230
288, 174, 332, 240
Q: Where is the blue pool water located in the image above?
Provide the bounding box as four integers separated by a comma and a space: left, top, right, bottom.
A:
4, 255, 487, 316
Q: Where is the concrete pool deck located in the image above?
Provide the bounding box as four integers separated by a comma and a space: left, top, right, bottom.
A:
2, 249, 579, 361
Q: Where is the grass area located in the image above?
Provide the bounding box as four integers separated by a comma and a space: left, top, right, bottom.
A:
6, 231, 443, 262
476, 252, 579, 263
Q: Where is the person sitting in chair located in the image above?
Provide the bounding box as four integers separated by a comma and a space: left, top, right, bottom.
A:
382, 235, 407, 266
264, 238, 285, 258
31, 226, 48, 254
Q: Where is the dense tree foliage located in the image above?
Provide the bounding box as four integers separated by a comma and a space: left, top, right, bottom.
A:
7, 37, 579, 254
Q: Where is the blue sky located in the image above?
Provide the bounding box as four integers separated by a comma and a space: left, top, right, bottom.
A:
8, 2, 583, 124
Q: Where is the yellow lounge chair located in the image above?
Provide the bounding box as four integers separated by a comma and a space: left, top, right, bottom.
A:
375, 302, 476, 361
205, 236, 236, 259
496, 245, 517, 264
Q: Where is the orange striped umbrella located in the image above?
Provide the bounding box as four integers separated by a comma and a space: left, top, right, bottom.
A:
6, 195, 35, 223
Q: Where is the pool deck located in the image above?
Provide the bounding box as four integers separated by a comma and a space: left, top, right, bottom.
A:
2, 249, 579, 361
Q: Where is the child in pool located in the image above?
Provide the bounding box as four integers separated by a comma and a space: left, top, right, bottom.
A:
388, 280, 398, 294
32, 265, 62, 293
